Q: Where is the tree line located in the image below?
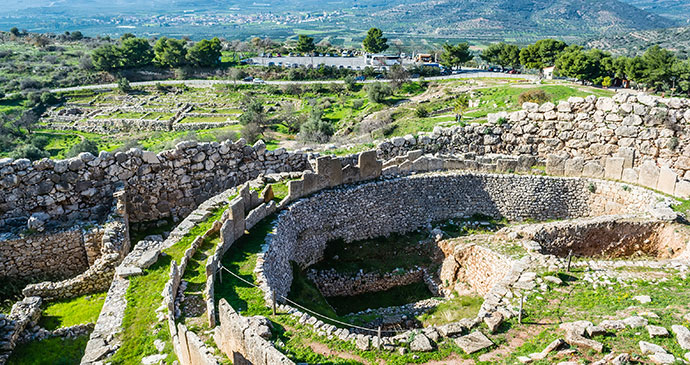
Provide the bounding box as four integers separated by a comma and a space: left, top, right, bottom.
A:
92, 34, 223, 71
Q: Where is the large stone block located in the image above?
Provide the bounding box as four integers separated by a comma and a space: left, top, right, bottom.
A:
639, 161, 660, 189
287, 179, 303, 200
358, 151, 382, 180
316, 156, 342, 187
621, 168, 639, 184
341, 164, 360, 184
675, 179, 690, 198
657, 166, 677, 195
604, 157, 625, 180
496, 159, 518, 173
582, 161, 604, 178
229, 198, 245, 240
545, 154, 567, 176
615, 147, 635, 169
564, 157, 584, 177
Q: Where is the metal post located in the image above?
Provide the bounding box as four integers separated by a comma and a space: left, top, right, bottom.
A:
377, 326, 382, 340
567, 249, 573, 272
218, 265, 222, 284
518, 292, 524, 324
272, 291, 277, 316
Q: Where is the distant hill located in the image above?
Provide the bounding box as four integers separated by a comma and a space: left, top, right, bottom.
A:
367, 0, 679, 39
587, 26, 690, 58
618, 0, 690, 22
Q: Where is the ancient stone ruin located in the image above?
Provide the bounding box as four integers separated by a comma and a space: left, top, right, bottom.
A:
2, 91, 690, 364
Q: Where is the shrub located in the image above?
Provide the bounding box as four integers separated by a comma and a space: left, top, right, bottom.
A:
30, 135, 50, 149
344, 75, 356, 91
117, 78, 132, 93
241, 122, 262, 144
518, 89, 550, 105
214, 129, 238, 143
668, 137, 679, 151
415, 105, 429, 118
366, 82, 392, 104
67, 139, 99, 157
10, 144, 49, 160
300, 118, 334, 143
496, 117, 507, 126
352, 99, 364, 109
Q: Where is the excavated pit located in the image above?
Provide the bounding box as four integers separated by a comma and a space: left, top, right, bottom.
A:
518, 218, 690, 260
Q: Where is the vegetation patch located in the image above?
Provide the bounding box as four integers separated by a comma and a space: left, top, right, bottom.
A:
38, 292, 107, 331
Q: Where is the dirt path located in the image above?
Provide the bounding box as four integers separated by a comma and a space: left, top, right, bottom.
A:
307, 341, 369, 364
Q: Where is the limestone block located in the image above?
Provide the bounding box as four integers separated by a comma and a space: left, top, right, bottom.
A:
428, 157, 444, 171
604, 157, 625, 180
358, 151, 382, 180
302, 172, 320, 195
622, 168, 639, 184
545, 154, 567, 176
615, 147, 636, 168
229, 199, 246, 240
411, 156, 429, 172
564, 157, 584, 177
517, 155, 537, 172
582, 161, 604, 178
496, 159, 518, 173
341, 164, 360, 184
287, 179, 303, 200
316, 156, 342, 187
657, 166, 677, 195
639, 162, 660, 190
443, 158, 465, 170
675, 179, 690, 198
455, 331, 494, 354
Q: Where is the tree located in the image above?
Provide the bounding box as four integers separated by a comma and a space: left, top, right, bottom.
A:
641, 45, 677, 91
67, 139, 98, 158
119, 37, 154, 68
453, 94, 470, 122
300, 107, 334, 143
362, 28, 388, 54
239, 99, 267, 126
386, 64, 410, 89
626, 56, 646, 85
153, 37, 187, 68
519, 39, 567, 71
555, 49, 600, 84
295, 34, 315, 55
602, 76, 612, 88
92, 44, 121, 71
228, 68, 247, 85
70, 31, 84, 40
9, 27, 19, 36
186, 37, 222, 67
440, 42, 472, 70
481, 42, 520, 69
366, 82, 392, 103
118, 78, 132, 93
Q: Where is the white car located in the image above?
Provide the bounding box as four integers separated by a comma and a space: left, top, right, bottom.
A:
253, 78, 265, 84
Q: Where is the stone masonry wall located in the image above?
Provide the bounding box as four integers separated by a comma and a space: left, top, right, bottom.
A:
0, 139, 309, 228
0, 226, 100, 281
261, 171, 666, 301
377, 92, 690, 185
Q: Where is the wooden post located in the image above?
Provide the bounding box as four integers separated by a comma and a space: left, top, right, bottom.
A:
567, 249, 573, 272
377, 326, 382, 340
218, 265, 222, 284
518, 292, 524, 324
272, 291, 277, 316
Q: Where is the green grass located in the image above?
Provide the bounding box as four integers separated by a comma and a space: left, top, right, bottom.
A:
270, 181, 290, 202
7, 336, 89, 365
328, 281, 434, 316
288, 264, 339, 318
38, 292, 107, 331
109, 206, 227, 364
322, 143, 375, 156
417, 295, 483, 327
179, 116, 232, 124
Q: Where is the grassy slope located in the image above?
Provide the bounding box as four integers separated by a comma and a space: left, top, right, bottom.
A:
109, 207, 226, 365
38, 292, 107, 330
7, 336, 89, 365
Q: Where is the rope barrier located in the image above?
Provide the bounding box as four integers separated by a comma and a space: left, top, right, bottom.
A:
217, 264, 405, 335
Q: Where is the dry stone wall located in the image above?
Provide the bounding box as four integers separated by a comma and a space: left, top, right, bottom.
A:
261, 171, 666, 301
378, 92, 690, 192
0, 139, 309, 228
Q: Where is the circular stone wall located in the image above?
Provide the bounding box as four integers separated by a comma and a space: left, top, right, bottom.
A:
260, 171, 669, 300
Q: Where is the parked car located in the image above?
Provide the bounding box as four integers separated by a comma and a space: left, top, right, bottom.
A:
440, 69, 452, 76
411, 73, 421, 78
374, 74, 385, 80
354, 75, 366, 81
242, 76, 254, 82
508, 69, 521, 74
253, 78, 265, 84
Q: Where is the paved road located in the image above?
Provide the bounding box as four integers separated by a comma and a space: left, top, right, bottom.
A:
50, 72, 538, 93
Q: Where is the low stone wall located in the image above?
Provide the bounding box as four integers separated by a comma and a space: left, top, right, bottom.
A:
22, 186, 130, 301
0, 297, 42, 364
0, 138, 310, 228
261, 171, 667, 301
0, 225, 101, 281
308, 268, 425, 297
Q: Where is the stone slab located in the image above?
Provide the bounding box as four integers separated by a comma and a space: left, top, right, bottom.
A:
455, 331, 494, 354
604, 157, 625, 180
657, 166, 677, 195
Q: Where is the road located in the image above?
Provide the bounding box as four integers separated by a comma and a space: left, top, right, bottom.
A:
50, 72, 538, 93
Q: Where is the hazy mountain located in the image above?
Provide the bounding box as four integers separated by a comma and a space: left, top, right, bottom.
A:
587, 26, 690, 58
618, 0, 690, 22
369, 0, 678, 36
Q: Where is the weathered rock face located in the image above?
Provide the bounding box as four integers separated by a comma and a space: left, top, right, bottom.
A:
0, 139, 309, 227
377, 93, 690, 181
